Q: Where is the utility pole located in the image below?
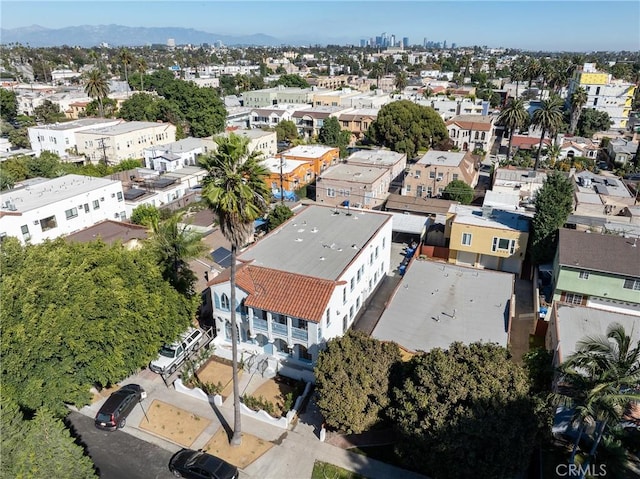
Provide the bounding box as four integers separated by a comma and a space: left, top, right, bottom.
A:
279, 156, 284, 204
96, 137, 110, 166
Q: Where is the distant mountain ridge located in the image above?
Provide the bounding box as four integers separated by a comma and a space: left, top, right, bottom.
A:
0, 24, 288, 47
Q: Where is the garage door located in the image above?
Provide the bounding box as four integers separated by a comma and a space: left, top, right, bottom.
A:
479, 254, 500, 271
456, 251, 476, 267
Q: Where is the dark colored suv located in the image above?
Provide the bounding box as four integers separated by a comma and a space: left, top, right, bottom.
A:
169, 449, 239, 479
94, 384, 146, 431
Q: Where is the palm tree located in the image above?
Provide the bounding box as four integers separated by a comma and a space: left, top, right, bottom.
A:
569, 87, 588, 135
394, 71, 408, 92
524, 57, 541, 89
553, 323, 640, 478
119, 48, 133, 90
498, 98, 528, 162
84, 68, 110, 117
511, 62, 525, 98
369, 62, 384, 89
136, 57, 148, 91
200, 133, 271, 446
531, 96, 564, 170
148, 212, 206, 297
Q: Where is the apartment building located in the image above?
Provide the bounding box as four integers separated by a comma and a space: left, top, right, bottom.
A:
403, 150, 478, 198
446, 114, 495, 152
28, 118, 122, 158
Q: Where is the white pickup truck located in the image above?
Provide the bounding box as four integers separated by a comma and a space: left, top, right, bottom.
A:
149, 327, 205, 375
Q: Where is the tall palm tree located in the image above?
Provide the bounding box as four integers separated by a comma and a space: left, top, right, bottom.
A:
394, 71, 408, 92
498, 98, 528, 162
136, 57, 148, 91
119, 48, 133, 89
148, 212, 206, 297
369, 62, 384, 89
569, 87, 588, 135
510, 62, 525, 99
200, 134, 271, 446
84, 68, 110, 117
524, 57, 541, 89
531, 96, 564, 170
553, 323, 640, 478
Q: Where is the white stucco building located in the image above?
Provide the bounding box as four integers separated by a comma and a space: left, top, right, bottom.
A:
0, 174, 125, 244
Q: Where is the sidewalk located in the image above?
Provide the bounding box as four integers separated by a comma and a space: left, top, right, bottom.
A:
80, 369, 428, 479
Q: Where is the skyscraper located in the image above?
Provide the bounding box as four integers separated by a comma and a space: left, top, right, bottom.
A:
402, 37, 409, 48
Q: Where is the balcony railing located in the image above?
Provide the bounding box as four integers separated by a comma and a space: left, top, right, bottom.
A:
272, 322, 288, 336
253, 318, 268, 331
291, 327, 308, 341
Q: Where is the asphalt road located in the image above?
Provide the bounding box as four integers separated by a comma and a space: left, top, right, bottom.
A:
67, 411, 178, 479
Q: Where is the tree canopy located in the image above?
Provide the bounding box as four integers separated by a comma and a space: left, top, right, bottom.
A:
442, 179, 474, 204
130, 203, 161, 226
267, 203, 294, 230
387, 342, 539, 479
367, 100, 448, 159
0, 88, 18, 122
273, 74, 309, 88
576, 108, 612, 137
530, 171, 574, 264
315, 330, 401, 434
317, 116, 351, 156
274, 120, 298, 142
0, 237, 197, 416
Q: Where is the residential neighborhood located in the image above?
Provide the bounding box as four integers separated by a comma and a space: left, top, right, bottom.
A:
1, 6, 640, 479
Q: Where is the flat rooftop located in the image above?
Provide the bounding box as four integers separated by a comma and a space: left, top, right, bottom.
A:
319, 164, 388, 183
238, 204, 391, 280
281, 145, 337, 159
1, 174, 121, 213
263, 157, 310, 174
80, 121, 170, 136
449, 205, 530, 232
346, 149, 405, 167
417, 150, 466, 167
554, 304, 640, 363
372, 260, 513, 352
33, 118, 121, 131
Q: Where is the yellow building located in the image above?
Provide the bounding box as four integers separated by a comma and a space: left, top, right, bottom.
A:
568, 63, 636, 129
445, 204, 530, 277
280, 145, 340, 176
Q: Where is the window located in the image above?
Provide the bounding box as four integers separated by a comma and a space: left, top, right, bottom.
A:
375, 246, 379, 259
327, 188, 336, 197
492, 237, 515, 254
117, 191, 123, 201
84, 203, 90, 213
382, 238, 386, 249
565, 293, 583, 305
20, 224, 30, 241
405, 184, 411, 193
349, 305, 354, 320
461, 232, 472, 246
452, 174, 459, 181
342, 288, 347, 304
578, 271, 590, 280
39, 215, 58, 231
65, 207, 78, 220
220, 293, 230, 311
343, 315, 348, 333
356, 297, 360, 310
350, 277, 355, 291
414, 169, 421, 178
429, 171, 436, 179
356, 269, 361, 282
92, 200, 100, 210
325, 309, 330, 327
623, 279, 640, 290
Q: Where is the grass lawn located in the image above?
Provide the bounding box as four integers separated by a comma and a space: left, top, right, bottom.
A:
311, 461, 365, 479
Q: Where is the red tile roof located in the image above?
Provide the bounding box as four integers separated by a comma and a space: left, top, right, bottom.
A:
209, 264, 339, 323
511, 136, 551, 149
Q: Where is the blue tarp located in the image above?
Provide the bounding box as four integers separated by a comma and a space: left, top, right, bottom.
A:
272, 189, 298, 201
254, 218, 267, 228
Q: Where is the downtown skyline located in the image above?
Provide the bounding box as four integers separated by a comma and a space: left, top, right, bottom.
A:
2, 1, 640, 52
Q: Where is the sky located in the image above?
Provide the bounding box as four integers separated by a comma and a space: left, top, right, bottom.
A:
2, 0, 639, 52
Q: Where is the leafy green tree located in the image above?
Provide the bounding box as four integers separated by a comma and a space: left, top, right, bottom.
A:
84, 97, 117, 118
318, 116, 350, 156
274, 74, 309, 88
529, 171, 574, 265
315, 331, 401, 434
274, 120, 298, 142
367, 100, 448, 159
569, 87, 588, 135
7, 126, 30, 149
84, 68, 110, 117
118, 93, 161, 121
553, 323, 640, 477
0, 88, 18, 122
498, 99, 528, 162
1, 237, 196, 416
130, 203, 160, 226
33, 99, 67, 124
25, 151, 63, 178
576, 108, 612, 137
200, 133, 271, 445
388, 342, 538, 479
531, 96, 564, 170
1, 399, 97, 478
442, 179, 474, 204
267, 203, 293, 230
148, 212, 206, 297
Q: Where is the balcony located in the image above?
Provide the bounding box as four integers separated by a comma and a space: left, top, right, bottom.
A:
253, 318, 268, 331
291, 327, 308, 341
272, 322, 287, 336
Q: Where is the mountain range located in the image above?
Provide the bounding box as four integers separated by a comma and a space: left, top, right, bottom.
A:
0, 24, 331, 48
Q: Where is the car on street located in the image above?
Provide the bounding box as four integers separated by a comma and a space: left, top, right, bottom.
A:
94, 384, 146, 431
169, 449, 239, 479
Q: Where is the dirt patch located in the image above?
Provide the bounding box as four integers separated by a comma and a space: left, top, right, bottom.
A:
195, 358, 241, 398
202, 429, 273, 469
247, 377, 298, 418
138, 399, 211, 447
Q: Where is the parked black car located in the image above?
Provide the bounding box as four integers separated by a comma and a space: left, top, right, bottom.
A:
169, 449, 239, 479
94, 384, 146, 431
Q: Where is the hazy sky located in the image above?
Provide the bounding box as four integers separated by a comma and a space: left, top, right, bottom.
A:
2, 1, 639, 51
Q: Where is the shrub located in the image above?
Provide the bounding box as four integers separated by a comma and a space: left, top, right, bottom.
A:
242, 394, 277, 416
